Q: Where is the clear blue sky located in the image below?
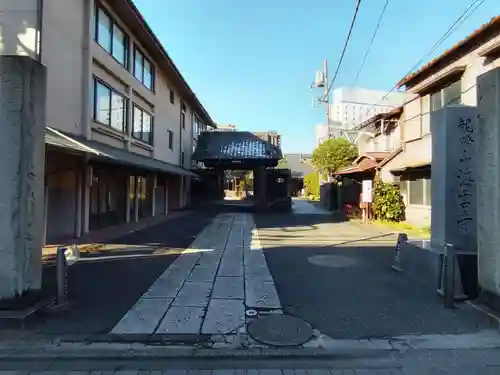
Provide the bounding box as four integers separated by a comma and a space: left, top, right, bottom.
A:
133, 0, 499, 153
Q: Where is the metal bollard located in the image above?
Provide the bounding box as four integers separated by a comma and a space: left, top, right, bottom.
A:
56, 246, 69, 306
443, 242, 455, 309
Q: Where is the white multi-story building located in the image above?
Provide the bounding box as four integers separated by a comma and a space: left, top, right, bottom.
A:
315, 88, 408, 145
0, 0, 215, 244
329, 87, 408, 129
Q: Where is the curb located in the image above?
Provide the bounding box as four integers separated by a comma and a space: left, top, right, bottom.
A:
0, 346, 396, 361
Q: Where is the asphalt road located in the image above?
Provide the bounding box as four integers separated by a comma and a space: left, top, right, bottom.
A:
36, 211, 215, 335
254, 211, 496, 340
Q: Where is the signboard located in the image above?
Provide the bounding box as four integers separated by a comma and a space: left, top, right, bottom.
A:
362, 180, 373, 203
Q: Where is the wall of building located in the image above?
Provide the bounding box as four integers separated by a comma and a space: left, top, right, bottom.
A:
329, 88, 408, 129
45, 150, 80, 243
404, 34, 500, 141
37, 0, 203, 168
41, 0, 86, 136
0, 0, 40, 59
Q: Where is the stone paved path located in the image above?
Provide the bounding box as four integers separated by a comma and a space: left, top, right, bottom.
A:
111, 213, 281, 336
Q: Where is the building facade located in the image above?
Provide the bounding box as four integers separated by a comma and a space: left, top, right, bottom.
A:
385, 16, 500, 227
314, 88, 407, 145
329, 88, 408, 130
1, 0, 215, 244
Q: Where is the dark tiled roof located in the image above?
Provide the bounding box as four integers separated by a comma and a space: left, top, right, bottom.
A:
283, 153, 314, 177
193, 131, 282, 161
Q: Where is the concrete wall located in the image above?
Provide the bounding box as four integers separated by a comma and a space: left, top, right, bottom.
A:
476, 67, 500, 297
0, 0, 40, 59
405, 205, 431, 227
0, 56, 46, 299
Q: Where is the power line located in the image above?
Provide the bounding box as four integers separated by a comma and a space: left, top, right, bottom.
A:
352, 0, 389, 87
324, 0, 362, 100
358, 0, 485, 124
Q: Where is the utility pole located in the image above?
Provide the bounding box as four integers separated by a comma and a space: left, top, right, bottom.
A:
323, 59, 330, 125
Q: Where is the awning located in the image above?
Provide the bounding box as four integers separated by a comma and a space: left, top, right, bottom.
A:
387, 151, 431, 173
414, 66, 466, 95
45, 127, 198, 178
390, 161, 431, 173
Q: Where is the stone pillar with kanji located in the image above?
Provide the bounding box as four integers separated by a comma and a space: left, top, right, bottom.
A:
430, 105, 477, 254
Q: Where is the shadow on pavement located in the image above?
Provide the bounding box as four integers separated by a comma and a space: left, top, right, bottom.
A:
255, 213, 495, 340
31, 212, 215, 335
255, 212, 348, 230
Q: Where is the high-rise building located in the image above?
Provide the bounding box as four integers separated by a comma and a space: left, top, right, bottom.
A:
315, 88, 408, 145
329, 88, 408, 129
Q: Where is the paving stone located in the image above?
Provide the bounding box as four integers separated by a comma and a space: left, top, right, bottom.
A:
162, 371, 187, 375
212, 276, 244, 299
259, 371, 282, 375
110, 298, 173, 334
211, 370, 234, 375
201, 299, 245, 334
142, 266, 189, 299
155, 306, 205, 334
245, 279, 281, 309
197, 252, 222, 267
218, 258, 244, 277
187, 265, 218, 282
171, 253, 202, 270
244, 264, 274, 279
244, 251, 267, 267
172, 282, 212, 307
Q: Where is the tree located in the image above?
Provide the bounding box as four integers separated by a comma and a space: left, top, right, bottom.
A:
311, 138, 357, 178
304, 171, 320, 199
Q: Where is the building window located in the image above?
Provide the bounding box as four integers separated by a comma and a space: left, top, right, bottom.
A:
168, 130, 174, 150
405, 176, 431, 206
430, 80, 461, 112
169, 89, 175, 104
194, 116, 200, 137
132, 105, 153, 144
94, 7, 128, 67
93, 78, 127, 132
133, 46, 154, 90
181, 103, 186, 129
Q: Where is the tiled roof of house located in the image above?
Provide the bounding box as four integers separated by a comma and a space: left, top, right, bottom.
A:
283, 154, 314, 177
193, 131, 282, 161
397, 16, 500, 88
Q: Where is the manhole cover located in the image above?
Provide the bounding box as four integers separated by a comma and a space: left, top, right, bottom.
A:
308, 255, 357, 267
247, 315, 313, 346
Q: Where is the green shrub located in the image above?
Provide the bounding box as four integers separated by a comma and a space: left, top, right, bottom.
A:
372, 182, 405, 222
304, 171, 320, 198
